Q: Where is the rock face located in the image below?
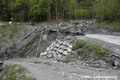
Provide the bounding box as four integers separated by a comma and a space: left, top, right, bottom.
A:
2, 26, 57, 59
0, 61, 5, 71
40, 38, 73, 60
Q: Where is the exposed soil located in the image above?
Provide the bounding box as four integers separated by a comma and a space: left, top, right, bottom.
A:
4, 57, 120, 80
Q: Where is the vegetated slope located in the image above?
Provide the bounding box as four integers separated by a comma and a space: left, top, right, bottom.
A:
0, 23, 26, 59
0, 64, 36, 80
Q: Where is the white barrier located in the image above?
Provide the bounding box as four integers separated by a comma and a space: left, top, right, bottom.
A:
9, 21, 13, 25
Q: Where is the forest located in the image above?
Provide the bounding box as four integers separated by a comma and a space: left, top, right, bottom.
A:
0, 0, 120, 22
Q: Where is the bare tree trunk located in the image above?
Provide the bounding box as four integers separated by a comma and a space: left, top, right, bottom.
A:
56, 0, 58, 20
70, 0, 72, 19
48, 1, 51, 21
101, 0, 104, 20
76, 0, 78, 18
62, 2, 65, 18
49, 12, 51, 21
75, 0, 77, 19
62, 0, 68, 18
92, 4, 95, 19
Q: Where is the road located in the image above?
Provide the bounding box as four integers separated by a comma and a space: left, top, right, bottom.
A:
4, 57, 120, 80
85, 34, 120, 45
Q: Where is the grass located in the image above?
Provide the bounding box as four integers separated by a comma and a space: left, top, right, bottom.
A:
64, 54, 79, 62
0, 22, 26, 45
34, 61, 42, 64
0, 64, 36, 80
64, 40, 111, 62
96, 21, 120, 28
19, 25, 26, 31
33, 61, 52, 66
87, 78, 91, 80
43, 62, 52, 66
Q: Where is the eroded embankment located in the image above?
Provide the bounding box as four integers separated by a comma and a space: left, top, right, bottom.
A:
1, 20, 120, 68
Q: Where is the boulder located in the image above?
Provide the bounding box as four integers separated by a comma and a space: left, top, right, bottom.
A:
113, 32, 120, 36
59, 45, 67, 50
59, 28, 71, 35
57, 54, 63, 59
47, 53, 53, 58
67, 48, 72, 53
65, 36, 73, 40
42, 35, 47, 41
57, 40, 63, 44
55, 43, 60, 48
50, 46, 54, 50
47, 47, 50, 51
50, 42, 55, 47
54, 47, 57, 51
75, 31, 85, 36
52, 51, 57, 58
63, 51, 68, 56
47, 51, 52, 54
113, 60, 119, 67
69, 45, 72, 49
63, 41, 69, 47
40, 52, 47, 56
58, 49, 64, 53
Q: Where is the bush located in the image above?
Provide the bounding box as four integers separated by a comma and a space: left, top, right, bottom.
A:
72, 40, 110, 61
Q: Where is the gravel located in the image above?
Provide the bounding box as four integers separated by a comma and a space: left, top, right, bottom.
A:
4, 57, 120, 80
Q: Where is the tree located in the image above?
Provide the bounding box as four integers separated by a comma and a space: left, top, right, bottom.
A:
94, 0, 120, 21
0, 0, 120, 22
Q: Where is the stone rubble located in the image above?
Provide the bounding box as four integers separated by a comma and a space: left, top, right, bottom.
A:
40, 38, 73, 60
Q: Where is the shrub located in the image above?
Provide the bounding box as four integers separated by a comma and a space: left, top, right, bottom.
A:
72, 40, 110, 61
73, 40, 90, 50
0, 64, 36, 80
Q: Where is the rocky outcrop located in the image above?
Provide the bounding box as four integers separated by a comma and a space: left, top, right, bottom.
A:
0, 61, 5, 71
4, 26, 57, 58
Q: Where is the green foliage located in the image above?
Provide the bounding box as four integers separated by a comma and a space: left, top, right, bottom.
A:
33, 61, 52, 66
0, 23, 26, 44
74, 40, 110, 58
64, 53, 79, 63
0, 64, 36, 80
0, 0, 120, 21
77, 9, 90, 18
96, 21, 120, 28
81, 43, 110, 57
34, 61, 42, 64
74, 40, 90, 47
20, 25, 26, 31
94, 0, 120, 21
43, 62, 52, 66
70, 40, 110, 62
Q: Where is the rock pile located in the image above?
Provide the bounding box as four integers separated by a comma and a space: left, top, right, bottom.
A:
40, 38, 73, 60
